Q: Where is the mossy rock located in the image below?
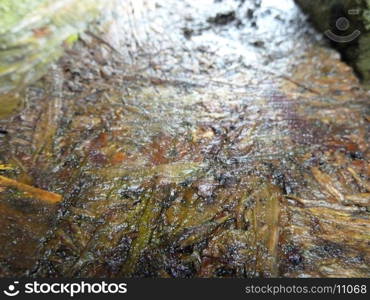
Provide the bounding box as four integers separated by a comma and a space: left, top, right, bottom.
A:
295, 0, 370, 85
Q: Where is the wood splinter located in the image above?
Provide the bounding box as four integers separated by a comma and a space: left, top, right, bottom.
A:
0, 175, 62, 204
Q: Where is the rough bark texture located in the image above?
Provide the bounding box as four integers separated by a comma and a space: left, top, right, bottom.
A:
295, 0, 370, 85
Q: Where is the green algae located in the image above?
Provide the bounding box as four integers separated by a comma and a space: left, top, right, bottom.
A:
0, 0, 116, 118
0, 0, 43, 35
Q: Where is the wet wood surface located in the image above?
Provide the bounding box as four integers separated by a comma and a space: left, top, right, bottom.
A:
0, 0, 369, 277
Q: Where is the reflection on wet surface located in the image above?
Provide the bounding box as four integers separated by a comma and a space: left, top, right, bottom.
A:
0, 0, 369, 277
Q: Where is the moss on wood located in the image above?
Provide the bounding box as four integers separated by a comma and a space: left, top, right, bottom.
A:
0, 0, 115, 118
